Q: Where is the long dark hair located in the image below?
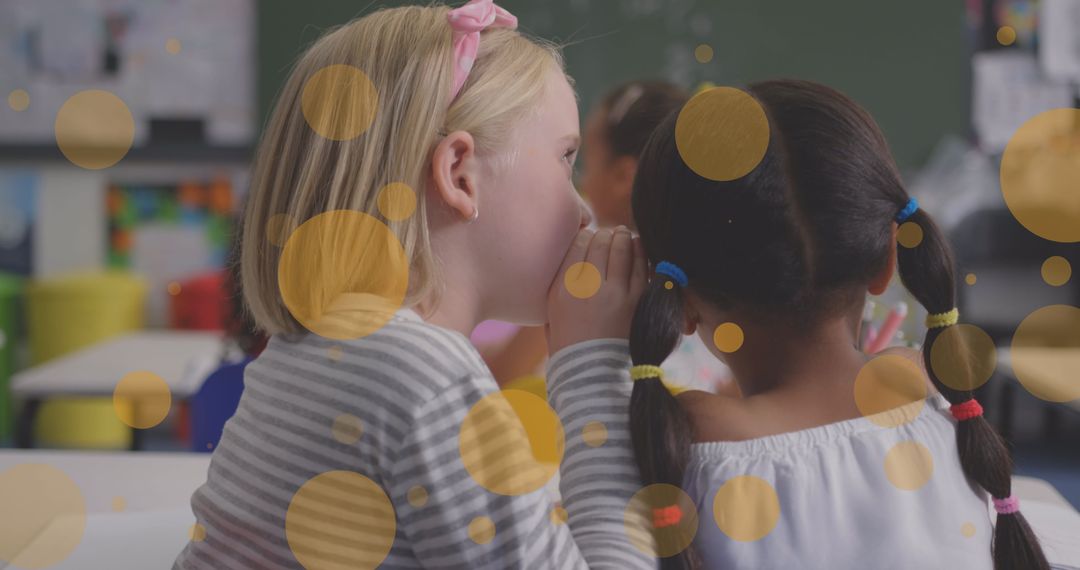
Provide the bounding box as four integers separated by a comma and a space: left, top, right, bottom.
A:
629, 79, 1048, 569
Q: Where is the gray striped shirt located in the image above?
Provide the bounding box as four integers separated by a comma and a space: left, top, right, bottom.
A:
173, 309, 655, 569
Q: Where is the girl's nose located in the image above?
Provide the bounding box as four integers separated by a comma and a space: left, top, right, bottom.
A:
578, 194, 595, 230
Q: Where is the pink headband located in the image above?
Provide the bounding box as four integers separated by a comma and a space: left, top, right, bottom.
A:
446, 0, 518, 102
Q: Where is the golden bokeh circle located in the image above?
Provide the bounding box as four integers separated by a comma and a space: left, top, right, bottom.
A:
694, 44, 714, 63
468, 516, 496, 544
929, 324, 997, 392
713, 322, 744, 353
664, 281, 674, 290
853, 355, 927, 427
278, 210, 409, 340
624, 484, 699, 558
965, 273, 977, 286
884, 440, 934, 491
582, 421, 608, 447
377, 183, 417, 221
189, 523, 207, 542
285, 471, 395, 569
407, 485, 428, 508
897, 221, 924, 248
301, 64, 379, 142
166, 38, 182, 55
551, 505, 568, 525
1041, 256, 1072, 287
167, 281, 182, 296
55, 90, 135, 170
961, 521, 976, 538
8, 89, 30, 112
997, 26, 1017, 46
460, 389, 564, 496
564, 261, 602, 299
0, 464, 86, 569
113, 370, 172, 429
675, 86, 770, 182
1000, 108, 1080, 243
332, 414, 364, 445
713, 476, 780, 542
1010, 304, 1080, 402
112, 496, 126, 512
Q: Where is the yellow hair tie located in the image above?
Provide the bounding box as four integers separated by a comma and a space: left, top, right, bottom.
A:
926, 308, 959, 329
630, 365, 665, 382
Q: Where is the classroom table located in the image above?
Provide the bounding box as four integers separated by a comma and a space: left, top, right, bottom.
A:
10, 330, 224, 449
0, 449, 211, 570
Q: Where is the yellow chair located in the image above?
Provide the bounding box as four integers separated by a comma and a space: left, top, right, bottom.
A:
26, 271, 145, 449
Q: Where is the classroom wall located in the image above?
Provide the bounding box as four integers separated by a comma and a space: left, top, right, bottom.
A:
257, 0, 970, 171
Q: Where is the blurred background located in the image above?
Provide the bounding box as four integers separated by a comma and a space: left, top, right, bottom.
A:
0, 0, 1078, 567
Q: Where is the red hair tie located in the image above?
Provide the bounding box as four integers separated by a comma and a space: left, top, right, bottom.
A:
652, 504, 683, 529
949, 398, 983, 421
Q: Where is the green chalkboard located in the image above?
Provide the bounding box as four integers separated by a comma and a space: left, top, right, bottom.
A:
258, 0, 969, 170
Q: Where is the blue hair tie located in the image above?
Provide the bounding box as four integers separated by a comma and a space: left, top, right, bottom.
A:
895, 198, 919, 223
655, 261, 688, 288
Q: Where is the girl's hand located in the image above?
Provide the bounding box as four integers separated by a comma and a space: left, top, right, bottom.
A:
546, 226, 648, 355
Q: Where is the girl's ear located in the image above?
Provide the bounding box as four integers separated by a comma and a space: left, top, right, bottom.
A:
868, 223, 898, 295
681, 289, 701, 336
430, 130, 480, 221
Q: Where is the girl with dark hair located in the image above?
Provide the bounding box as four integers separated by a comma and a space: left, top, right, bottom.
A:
623, 80, 1048, 569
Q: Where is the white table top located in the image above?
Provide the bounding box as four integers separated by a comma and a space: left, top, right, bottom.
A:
0, 450, 210, 570
11, 330, 224, 399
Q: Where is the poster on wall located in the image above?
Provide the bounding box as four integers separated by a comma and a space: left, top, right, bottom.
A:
0, 0, 255, 147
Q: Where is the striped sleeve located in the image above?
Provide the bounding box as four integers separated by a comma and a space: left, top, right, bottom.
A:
386, 338, 655, 569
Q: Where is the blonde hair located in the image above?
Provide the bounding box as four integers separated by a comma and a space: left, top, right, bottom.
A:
240, 5, 566, 336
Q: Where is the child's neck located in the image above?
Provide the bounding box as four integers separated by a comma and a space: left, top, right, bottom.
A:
724, 312, 866, 399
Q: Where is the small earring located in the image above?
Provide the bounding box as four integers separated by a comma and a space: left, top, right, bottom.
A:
467, 205, 479, 223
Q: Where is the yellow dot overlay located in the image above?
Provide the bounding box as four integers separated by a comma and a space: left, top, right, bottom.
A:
713, 322, 744, 353
1010, 304, 1080, 402
301, 64, 379, 142
0, 464, 86, 569
884, 440, 934, 491
468, 516, 496, 544
664, 280, 674, 290
713, 475, 780, 542
997, 26, 1017, 46
55, 90, 135, 170
111, 496, 126, 512
266, 213, 296, 247
189, 523, 207, 542
166, 38, 182, 55
407, 485, 429, 508
1000, 108, 1080, 243
331, 414, 364, 445
564, 261, 602, 299
853, 355, 927, 427
694, 44, 714, 63
965, 273, 977, 286
8, 89, 30, 112
167, 281, 181, 296
582, 421, 608, 447
1042, 256, 1071, 287
460, 389, 564, 496
286, 471, 395, 568
113, 370, 172, 429
551, 505, 568, 525
377, 183, 417, 221
675, 86, 770, 182
897, 221, 923, 248
278, 210, 409, 340
929, 324, 997, 392
624, 484, 699, 557
962, 521, 977, 538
